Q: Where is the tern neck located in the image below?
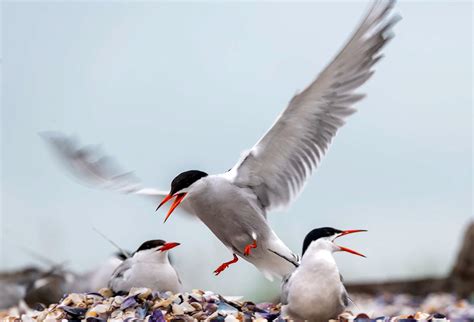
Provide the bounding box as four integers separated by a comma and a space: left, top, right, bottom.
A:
133, 249, 170, 264
301, 240, 337, 267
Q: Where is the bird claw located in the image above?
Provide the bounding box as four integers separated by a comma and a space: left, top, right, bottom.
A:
213, 264, 229, 276
244, 240, 257, 256
213, 254, 239, 276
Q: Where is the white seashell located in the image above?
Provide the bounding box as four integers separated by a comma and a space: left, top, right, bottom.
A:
129, 287, 151, 297
172, 303, 185, 315
110, 309, 123, 318
99, 288, 114, 298
122, 309, 136, 319
414, 312, 430, 320
92, 304, 109, 314
180, 301, 196, 313
154, 296, 177, 308
190, 302, 202, 311
223, 296, 244, 302
45, 310, 65, 320
113, 296, 125, 306
20, 315, 37, 322
206, 311, 219, 320
224, 315, 239, 322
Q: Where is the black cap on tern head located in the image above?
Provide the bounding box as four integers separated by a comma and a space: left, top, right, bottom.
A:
302, 227, 342, 255
170, 170, 208, 195
135, 240, 166, 253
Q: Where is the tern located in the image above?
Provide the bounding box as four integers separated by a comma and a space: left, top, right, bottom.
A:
108, 240, 182, 293
156, 0, 399, 280
278, 227, 366, 322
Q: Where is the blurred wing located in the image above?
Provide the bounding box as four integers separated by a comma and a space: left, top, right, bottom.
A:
229, 1, 400, 212
40, 132, 194, 214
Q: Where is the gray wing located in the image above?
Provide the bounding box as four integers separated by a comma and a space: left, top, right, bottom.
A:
280, 273, 292, 305
108, 259, 133, 290
340, 274, 350, 307
341, 289, 350, 308
40, 132, 194, 214
228, 1, 400, 212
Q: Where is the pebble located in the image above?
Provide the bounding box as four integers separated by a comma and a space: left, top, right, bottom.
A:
1, 290, 473, 321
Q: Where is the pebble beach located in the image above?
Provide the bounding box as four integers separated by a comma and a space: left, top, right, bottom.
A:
1, 288, 473, 321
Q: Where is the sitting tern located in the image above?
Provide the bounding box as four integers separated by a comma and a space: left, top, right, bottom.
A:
156, 0, 399, 280
108, 240, 182, 293
277, 228, 366, 322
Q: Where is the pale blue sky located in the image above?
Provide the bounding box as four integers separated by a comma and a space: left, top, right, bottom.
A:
1, 1, 472, 300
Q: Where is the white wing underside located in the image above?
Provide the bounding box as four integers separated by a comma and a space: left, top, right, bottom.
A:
40, 132, 194, 215
228, 0, 400, 212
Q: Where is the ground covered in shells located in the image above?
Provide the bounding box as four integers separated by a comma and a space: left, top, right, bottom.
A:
1, 288, 473, 321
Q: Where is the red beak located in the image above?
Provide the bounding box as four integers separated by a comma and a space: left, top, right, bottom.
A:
335, 229, 367, 239
334, 229, 367, 258
156, 193, 187, 223
159, 242, 181, 252
338, 245, 366, 258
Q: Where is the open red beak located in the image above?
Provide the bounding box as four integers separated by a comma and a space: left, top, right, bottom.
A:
156, 193, 187, 223
334, 229, 367, 258
159, 242, 180, 252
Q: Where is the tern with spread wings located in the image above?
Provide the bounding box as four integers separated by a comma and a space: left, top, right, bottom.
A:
156, 1, 400, 280
43, 1, 399, 280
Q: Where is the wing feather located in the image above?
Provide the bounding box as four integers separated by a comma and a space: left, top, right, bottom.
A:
229, 1, 400, 212
40, 132, 194, 215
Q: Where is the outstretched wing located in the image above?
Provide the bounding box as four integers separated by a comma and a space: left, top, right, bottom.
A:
228, 1, 400, 212
40, 132, 194, 214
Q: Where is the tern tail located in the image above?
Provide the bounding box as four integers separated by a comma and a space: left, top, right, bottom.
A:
248, 236, 298, 281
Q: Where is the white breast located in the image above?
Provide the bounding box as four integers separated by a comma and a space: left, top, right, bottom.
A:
284, 248, 345, 321
109, 255, 182, 293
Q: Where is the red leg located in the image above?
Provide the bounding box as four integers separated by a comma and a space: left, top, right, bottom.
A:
213, 254, 239, 276
244, 240, 257, 256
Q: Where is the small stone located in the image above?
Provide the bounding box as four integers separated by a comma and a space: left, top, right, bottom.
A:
414, 312, 429, 320
112, 296, 125, 306
98, 288, 113, 298
224, 315, 239, 322
190, 302, 202, 311
172, 304, 184, 315
192, 312, 208, 320
92, 304, 109, 314
86, 311, 98, 318
129, 287, 151, 298
205, 303, 218, 314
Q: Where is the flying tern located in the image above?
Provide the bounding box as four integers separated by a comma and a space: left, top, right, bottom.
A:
156, 0, 399, 280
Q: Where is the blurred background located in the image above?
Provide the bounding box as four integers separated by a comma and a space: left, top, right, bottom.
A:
1, 1, 472, 302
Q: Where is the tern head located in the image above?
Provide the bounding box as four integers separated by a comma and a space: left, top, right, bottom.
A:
156, 170, 208, 222
302, 227, 367, 258
133, 239, 180, 261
